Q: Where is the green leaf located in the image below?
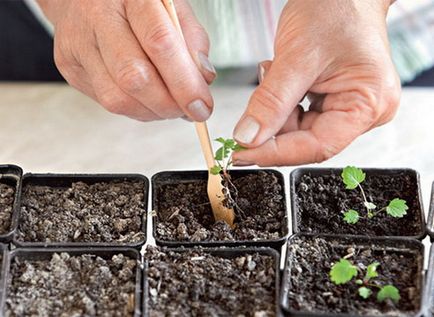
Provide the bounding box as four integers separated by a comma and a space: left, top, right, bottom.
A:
366, 262, 379, 280
386, 198, 408, 218
233, 143, 246, 152
224, 139, 235, 149
215, 137, 226, 144
343, 210, 359, 224
341, 166, 366, 189
355, 279, 363, 285
210, 166, 222, 175
364, 202, 376, 210
214, 146, 230, 161
377, 285, 400, 303
358, 287, 372, 299
330, 259, 358, 285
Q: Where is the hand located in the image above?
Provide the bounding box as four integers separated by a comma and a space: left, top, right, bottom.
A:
37, 0, 215, 122
232, 0, 400, 166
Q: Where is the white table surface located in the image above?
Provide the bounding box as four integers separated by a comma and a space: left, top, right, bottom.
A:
1, 83, 434, 250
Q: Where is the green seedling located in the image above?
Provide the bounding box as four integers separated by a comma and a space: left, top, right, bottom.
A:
341, 166, 408, 224
210, 138, 245, 176
330, 258, 400, 303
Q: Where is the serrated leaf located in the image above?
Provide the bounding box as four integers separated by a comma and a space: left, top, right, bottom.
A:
366, 262, 379, 280
358, 287, 372, 299
210, 166, 222, 175
330, 259, 358, 285
215, 137, 226, 144
341, 166, 366, 189
343, 210, 359, 224
224, 139, 235, 148
233, 143, 246, 152
214, 146, 230, 161
386, 198, 408, 218
364, 202, 376, 210
377, 285, 400, 303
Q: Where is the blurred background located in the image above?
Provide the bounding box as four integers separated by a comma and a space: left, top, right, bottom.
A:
0, 0, 434, 212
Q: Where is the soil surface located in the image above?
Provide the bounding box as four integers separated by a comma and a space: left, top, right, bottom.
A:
295, 171, 423, 236
155, 171, 287, 242
6, 252, 137, 317
146, 247, 277, 316
17, 180, 146, 244
285, 236, 422, 316
0, 180, 15, 234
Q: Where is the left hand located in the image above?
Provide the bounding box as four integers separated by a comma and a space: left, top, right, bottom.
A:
232, 0, 400, 166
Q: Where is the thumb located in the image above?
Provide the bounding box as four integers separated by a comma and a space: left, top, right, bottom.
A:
233, 57, 315, 147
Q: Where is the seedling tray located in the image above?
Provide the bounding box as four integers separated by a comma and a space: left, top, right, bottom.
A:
0, 165, 23, 243
281, 233, 425, 317
290, 168, 426, 239
152, 169, 289, 249
1, 247, 142, 316
425, 182, 434, 240
0, 243, 9, 312
143, 246, 281, 316
13, 173, 148, 249
422, 244, 434, 317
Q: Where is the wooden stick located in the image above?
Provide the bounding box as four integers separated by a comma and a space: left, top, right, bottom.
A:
162, 0, 235, 226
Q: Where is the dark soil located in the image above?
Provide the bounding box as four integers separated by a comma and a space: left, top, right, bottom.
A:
285, 236, 422, 316
5, 252, 137, 317
17, 180, 146, 244
295, 171, 423, 236
146, 247, 277, 316
0, 180, 15, 234
155, 171, 287, 242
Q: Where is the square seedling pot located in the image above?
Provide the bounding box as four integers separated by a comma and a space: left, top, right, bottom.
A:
0, 165, 23, 243
152, 169, 289, 249
422, 244, 434, 317
143, 246, 281, 316
0, 243, 9, 311
425, 182, 434, 240
13, 173, 148, 249
290, 168, 426, 239
1, 247, 142, 317
281, 234, 424, 317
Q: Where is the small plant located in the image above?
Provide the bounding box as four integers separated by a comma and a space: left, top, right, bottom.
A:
210, 138, 245, 176
330, 258, 400, 303
341, 166, 408, 224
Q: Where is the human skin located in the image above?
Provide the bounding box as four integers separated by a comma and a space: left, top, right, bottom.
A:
232, 0, 401, 166
37, 0, 216, 122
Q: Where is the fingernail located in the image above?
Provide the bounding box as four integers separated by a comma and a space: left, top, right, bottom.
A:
234, 116, 260, 144
233, 160, 254, 166
258, 64, 265, 84
188, 99, 211, 122
198, 52, 216, 75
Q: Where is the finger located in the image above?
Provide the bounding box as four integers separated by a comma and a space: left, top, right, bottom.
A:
94, 10, 182, 119
176, 0, 216, 83
233, 98, 373, 166
79, 47, 161, 122
126, 0, 213, 122
277, 105, 305, 134
233, 56, 317, 147
258, 60, 272, 84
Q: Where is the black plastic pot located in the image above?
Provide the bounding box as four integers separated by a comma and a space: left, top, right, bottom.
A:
13, 173, 148, 248
425, 182, 434, 240
1, 247, 142, 316
143, 246, 281, 317
151, 169, 289, 249
0, 165, 23, 243
281, 233, 425, 317
422, 244, 434, 317
0, 243, 9, 313
290, 168, 426, 239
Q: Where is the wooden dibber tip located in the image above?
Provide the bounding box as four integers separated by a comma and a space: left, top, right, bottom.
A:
207, 173, 236, 228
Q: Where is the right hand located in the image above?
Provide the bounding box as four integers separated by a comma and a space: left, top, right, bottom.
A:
37, 0, 215, 122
